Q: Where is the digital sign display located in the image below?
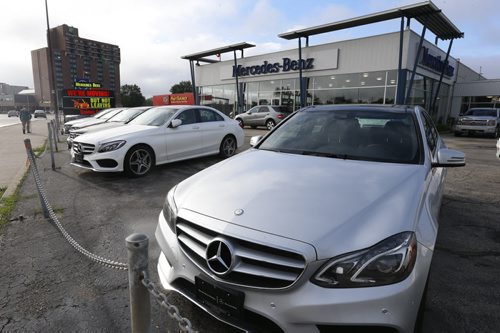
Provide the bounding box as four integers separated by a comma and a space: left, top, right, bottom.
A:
62, 89, 115, 116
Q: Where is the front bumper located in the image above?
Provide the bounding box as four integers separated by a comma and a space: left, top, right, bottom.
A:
70, 146, 124, 172
454, 124, 496, 135
156, 211, 433, 333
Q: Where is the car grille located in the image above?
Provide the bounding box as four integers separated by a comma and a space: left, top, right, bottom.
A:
461, 119, 488, 126
73, 142, 95, 155
176, 217, 306, 289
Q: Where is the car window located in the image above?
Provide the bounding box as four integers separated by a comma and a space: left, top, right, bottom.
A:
176, 109, 198, 125
100, 108, 124, 120
258, 107, 421, 164
199, 109, 223, 122
247, 106, 258, 113
464, 109, 497, 117
272, 106, 292, 114
258, 106, 269, 113
128, 107, 178, 126
421, 111, 438, 154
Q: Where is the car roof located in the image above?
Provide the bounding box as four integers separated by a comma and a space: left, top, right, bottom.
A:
301, 104, 417, 114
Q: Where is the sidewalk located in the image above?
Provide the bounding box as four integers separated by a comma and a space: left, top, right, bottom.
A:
0, 117, 52, 197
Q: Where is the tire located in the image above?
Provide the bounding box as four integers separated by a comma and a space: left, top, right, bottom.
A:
250, 126, 257, 129
454, 131, 461, 137
493, 127, 500, 139
236, 118, 244, 128
266, 119, 275, 130
124, 145, 154, 177
219, 135, 237, 158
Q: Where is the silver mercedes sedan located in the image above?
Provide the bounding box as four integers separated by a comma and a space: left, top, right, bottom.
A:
156, 104, 465, 333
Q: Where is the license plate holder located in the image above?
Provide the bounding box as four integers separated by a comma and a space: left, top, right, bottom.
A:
195, 275, 244, 317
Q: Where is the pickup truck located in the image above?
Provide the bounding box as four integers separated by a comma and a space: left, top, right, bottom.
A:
454, 108, 500, 138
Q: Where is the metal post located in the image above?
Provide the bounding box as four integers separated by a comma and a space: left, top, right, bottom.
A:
189, 60, 198, 105
233, 50, 241, 116
51, 120, 59, 152
396, 17, 406, 104
432, 39, 454, 115
47, 123, 55, 170
126, 233, 151, 333
24, 139, 49, 218
405, 22, 428, 105
45, 0, 60, 130
298, 37, 305, 108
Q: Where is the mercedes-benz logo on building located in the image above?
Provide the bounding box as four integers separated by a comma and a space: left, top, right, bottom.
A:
206, 238, 235, 276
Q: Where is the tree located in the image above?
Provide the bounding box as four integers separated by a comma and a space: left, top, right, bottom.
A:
144, 97, 153, 106
120, 84, 146, 107
170, 80, 192, 94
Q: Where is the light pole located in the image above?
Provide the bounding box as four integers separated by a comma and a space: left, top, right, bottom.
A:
45, 0, 60, 128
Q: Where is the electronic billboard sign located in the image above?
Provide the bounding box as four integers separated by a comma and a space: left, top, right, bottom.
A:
62, 89, 115, 116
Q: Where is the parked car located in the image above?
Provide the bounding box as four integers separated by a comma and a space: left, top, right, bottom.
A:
62, 107, 121, 134
7, 110, 19, 117
454, 107, 500, 138
155, 104, 465, 332
34, 110, 46, 118
68, 108, 126, 132
71, 105, 244, 177
67, 107, 150, 149
235, 105, 292, 130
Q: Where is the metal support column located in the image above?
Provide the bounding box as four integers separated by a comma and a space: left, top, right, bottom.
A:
233, 50, 241, 116
396, 17, 406, 104
298, 37, 305, 108
405, 22, 428, 104
189, 60, 199, 105
45, 0, 60, 129
432, 39, 454, 115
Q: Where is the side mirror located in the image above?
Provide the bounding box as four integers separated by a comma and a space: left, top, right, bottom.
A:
250, 135, 263, 147
432, 148, 466, 168
170, 119, 182, 128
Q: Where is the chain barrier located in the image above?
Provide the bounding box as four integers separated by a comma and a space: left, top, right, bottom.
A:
26, 138, 197, 332
142, 272, 197, 333
26, 144, 128, 270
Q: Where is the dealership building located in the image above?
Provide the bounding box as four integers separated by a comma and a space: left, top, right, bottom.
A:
184, 1, 500, 124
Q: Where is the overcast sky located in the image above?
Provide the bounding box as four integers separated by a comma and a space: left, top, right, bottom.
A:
1, 0, 499, 98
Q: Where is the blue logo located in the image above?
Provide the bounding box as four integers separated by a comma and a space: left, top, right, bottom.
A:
420, 47, 454, 77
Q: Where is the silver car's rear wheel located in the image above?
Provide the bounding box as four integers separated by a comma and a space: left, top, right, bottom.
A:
220, 135, 237, 158
124, 145, 154, 177
266, 119, 275, 130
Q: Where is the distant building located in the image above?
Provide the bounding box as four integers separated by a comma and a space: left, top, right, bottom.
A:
31, 24, 121, 111
0, 82, 29, 111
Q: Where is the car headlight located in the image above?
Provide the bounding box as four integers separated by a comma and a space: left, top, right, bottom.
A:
487, 119, 496, 126
98, 140, 126, 153
311, 232, 417, 288
162, 186, 178, 232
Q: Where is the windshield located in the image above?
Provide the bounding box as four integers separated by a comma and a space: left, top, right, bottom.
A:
464, 109, 497, 117
109, 107, 148, 122
99, 108, 124, 120
128, 107, 178, 126
258, 108, 421, 164
94, 108, 117, 119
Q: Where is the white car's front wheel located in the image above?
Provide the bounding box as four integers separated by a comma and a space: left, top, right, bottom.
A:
124, 145, 154, 177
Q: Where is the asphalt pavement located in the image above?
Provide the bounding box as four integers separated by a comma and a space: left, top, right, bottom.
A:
0, 130, 499, 332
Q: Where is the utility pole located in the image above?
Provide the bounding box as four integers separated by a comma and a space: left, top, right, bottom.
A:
45, 0, 60, 128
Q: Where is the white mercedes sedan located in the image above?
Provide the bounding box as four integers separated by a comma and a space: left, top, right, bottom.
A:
71, 105, 244, 177
156, 104, 465, 333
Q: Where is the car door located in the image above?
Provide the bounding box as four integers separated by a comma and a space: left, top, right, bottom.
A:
197, 108, 227, 154
255, 106, 270, 125
165, 108, 203, 161
420, 110, 446, 223
244, 106, 259, 126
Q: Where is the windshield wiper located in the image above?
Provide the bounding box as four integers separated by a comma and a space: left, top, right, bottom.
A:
299, 150, 361, 160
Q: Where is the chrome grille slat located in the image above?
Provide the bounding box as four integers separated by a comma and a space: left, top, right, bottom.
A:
73, 142, 95, 155
176, 222, 212, 246
177, 234, 206, 258
233, 261, 297, 281
234, 247, 305, 269
176, 217, 306, 289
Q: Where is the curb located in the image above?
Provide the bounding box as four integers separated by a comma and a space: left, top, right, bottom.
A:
0, 158, 29, 200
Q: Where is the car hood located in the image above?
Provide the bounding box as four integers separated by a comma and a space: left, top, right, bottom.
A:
73, 121, 124, 134
174, 149, 426, 259
71, 118, 107, 129
75, 124, 156, 144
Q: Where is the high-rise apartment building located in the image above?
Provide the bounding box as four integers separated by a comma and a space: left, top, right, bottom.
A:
31, 24, 121, 111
